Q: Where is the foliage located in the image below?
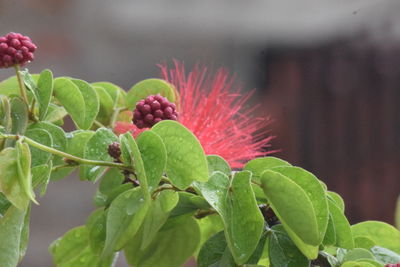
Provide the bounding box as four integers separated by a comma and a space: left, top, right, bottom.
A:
0, 66, 399, 267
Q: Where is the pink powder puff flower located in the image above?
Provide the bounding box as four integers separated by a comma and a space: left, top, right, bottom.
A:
159, 60, 275, 168
114, 61, 276, 168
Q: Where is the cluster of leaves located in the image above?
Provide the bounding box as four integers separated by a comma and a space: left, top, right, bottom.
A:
0, 68, 399, 267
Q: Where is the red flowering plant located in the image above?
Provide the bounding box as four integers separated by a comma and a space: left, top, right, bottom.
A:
0, 32, 399, 267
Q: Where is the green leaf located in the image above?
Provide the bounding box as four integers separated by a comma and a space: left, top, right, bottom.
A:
28, 121, 67, 166
354, 259, 383, 267
119, 133, 150, 200
198, 231, 238, 267
0, 205, 28, 267
124, 215, 200, 267
226, 171, 265, 264
93, 168, 127, 207
53, 78, 86, 129
49, 226, 88, 264
126, 78, 176, 109
0, 95, 12, 133
66, 130, 95, 158
244, 156, 291, 183
328, 191, 345, 212
80, 128, 117, 181
44, 104, 67, 123
71, 79, 100, 130
19, 205, 31, 260
21, 70, 38, 99
16, 140, 37, 205
342, 261, 376, 267
140, 190, 178, 249
207, 155, 231, 176
197, 214, 225, 256
102, 187, 148, 257
0, 76, 20, 96
343, 248, 376, 262
50, 130, 95, 182
197, 171, 264, 264
32, 163, 52, 196
152, 120, 208, 189
271, 166, 329, 243
4, 97, 28, 148
37, 69, 54, 120
329, 199, 354, 249
25, 128, 53, 166
98, 168, 124, 196
0, 148, 29, 209
354, 236, 376, 250
370, 246, 400, 265
323, 214, 337, 246
158, 189, 179, 212
260, 170, 320, 258
58, 246, 116, 267
351, 221, 400, 254
170, 191, 205, 217
136, 130, 167, 192
49, 224, 118, 266
0, 193, 11, 217
269, 224, 310, 267
92, 82, 126, 108
28, 122, 66, 151
93, 86, 114, 124
94, 183, 133, 208
86, 209, 107, 255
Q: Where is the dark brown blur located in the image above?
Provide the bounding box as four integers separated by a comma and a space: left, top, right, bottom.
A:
260, 37, 400, 225
1, 0, 400, 266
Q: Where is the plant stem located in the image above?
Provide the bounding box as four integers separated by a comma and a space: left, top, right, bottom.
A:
14, 65, 29, 107
1, 134, 133, 171
251, 180, 262, 187
94, 120, 106, 128
151, 184, 176, 199
194, 209, 217, 219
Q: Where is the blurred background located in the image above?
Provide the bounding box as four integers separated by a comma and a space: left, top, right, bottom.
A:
1, 0, 400, 266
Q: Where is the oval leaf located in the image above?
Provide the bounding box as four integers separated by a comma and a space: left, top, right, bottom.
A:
119, 133, 150, 201
0, 206, 28, 267
25, 128, 53, 166
198, 231, 237, 267
53, 78, 87, 129
71, 79, 100, 130
136, 130, 167, 192
269, 225, 310, 267
351, 221, 400, 254
102, 188, 148, 257
124, 215, 200, 267
271, 166, 329, 243
37, 69, 53, 120
80, 128, 117, 182
16, 140, 37, 205
329, 199, 354, 249
244, 156, 291, 183
207, 155, 231, 176
197, 171, 264, 264
152, 120, 208, 189
260, 170, 320, 246
0, 148, 29, 209
126, 78, 176, 109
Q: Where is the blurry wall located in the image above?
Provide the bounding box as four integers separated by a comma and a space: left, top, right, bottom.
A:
1, 0, 400, 266
260, 38, 400, 224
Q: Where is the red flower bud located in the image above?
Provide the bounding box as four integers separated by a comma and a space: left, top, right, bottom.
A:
133, 94, 178, 129
0, 32, 37, 68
